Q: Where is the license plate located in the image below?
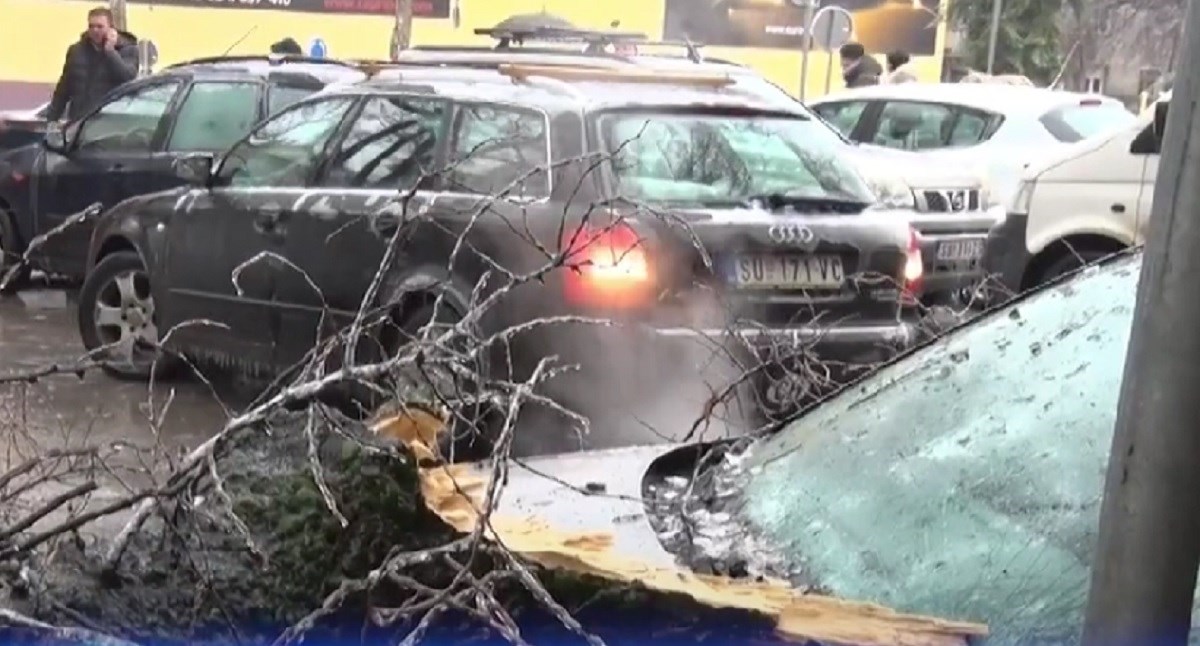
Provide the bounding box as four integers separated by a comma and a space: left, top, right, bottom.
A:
728, 254, 844, 289
936, 239, 984, 262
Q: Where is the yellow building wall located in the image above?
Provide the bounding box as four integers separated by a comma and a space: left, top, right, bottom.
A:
0, 0, 946, 99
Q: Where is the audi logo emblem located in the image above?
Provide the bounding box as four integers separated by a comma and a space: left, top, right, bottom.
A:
768, 223, 816, 244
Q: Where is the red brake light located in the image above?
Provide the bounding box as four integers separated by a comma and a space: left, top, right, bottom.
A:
561, 220, 654, 309
901, 228, 924, 304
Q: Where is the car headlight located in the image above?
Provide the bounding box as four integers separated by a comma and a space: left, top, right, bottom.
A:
1010, 179, 1036, 214
866, 173, 916, 210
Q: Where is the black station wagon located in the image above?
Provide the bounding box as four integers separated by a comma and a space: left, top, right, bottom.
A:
79, 50, 934, 456
0, 55, 366, 289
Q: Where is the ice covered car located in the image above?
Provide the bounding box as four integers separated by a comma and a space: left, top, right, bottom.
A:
419, 249, 1178, 644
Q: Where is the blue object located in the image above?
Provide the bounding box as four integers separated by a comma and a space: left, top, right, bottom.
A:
308, 37, 327, 59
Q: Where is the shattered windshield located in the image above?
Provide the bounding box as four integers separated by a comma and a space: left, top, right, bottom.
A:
736, 252, 1142, 643
597, 111, 875, 206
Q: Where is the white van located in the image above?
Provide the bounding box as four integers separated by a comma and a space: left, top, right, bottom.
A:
984, 95, 1167, 293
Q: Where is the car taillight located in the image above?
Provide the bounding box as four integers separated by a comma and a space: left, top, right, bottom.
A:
561, 220, 654, 309
901, 228, 924, 305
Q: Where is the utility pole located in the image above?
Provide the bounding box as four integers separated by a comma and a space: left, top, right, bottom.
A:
109, 0, 128, 31
985, 0, 1002, 74
390, 0, 413, 60
797, 0, 817, 101
1082, 0, 1200, 643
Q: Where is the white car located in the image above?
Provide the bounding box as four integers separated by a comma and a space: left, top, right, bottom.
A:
808, 83, 1137, 204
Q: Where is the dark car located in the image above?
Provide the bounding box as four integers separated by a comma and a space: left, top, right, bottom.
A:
80, 57, 931, 455
0, 102, 50, 154
0, 55, 367, 289
432, 248, 1158, 645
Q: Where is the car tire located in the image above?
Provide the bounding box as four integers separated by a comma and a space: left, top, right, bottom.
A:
381, 300, 494, 463
78, 251, 180, 381
1039, 249, 1113, 286
0, 207, 31, 294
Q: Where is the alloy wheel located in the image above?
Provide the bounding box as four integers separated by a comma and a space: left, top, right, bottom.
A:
92, 268, 160, 370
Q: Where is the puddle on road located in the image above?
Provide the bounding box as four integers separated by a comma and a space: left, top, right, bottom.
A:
1, 293, 237, 538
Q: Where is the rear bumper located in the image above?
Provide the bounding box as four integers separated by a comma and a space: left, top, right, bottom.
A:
651, 319, 918, 360
911, 205, 1005, 298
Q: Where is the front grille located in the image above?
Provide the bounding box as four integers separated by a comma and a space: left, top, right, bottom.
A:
920, 188, 981, 213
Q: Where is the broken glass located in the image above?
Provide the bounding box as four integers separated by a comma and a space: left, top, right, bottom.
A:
735, 251, 1166, 644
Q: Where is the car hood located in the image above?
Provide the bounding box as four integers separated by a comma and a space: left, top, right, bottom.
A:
843, 144, 984, 189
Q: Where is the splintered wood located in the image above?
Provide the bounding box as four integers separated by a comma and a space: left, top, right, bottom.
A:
371, 406, 989, 646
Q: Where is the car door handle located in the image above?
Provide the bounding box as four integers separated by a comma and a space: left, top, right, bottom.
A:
255, 207, 291, 234
1112, 203, 1126, 213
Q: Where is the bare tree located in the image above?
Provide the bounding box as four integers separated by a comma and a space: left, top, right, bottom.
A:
0, 125, 933, 645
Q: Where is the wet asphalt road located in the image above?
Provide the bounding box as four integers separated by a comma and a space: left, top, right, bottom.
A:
0, 289, 227, 456
0, 288, 230, 535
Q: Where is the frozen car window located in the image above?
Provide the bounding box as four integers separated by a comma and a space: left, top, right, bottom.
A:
737, 253, 1142, 643
598, 111, 875, 206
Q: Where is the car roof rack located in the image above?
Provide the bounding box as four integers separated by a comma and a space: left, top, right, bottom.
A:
165, 54, 363, 70
497, 63, 732, 88
469, 26, 706, 64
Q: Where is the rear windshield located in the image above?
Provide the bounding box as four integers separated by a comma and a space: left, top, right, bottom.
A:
596, 110, 876, 206
1040, 101, 1136, 143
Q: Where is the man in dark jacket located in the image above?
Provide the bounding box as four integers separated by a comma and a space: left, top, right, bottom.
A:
46, 7, 139, 123
838, 42, 882, 88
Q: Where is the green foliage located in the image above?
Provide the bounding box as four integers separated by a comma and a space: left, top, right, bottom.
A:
950, 0, 1064, 84
226, 440, 446, 623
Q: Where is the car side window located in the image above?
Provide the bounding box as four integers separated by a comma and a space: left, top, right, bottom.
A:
217, 96, 354, 189
811, 101, 867, 137
447, 104, 550, 199
874, 101, 993, 150
321, 96, 447, 190
166, 82, 261, 153
75, 81, 182, 153
268, 85, 318, 115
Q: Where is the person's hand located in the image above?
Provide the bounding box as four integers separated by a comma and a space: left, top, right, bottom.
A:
103, 28, 118, 51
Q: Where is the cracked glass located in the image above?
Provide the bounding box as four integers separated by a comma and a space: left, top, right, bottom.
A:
736, 252, 1159, 644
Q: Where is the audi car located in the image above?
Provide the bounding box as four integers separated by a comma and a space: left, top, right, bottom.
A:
80, 56, 935, 456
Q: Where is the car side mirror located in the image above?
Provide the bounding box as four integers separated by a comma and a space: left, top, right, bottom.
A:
1154, 101, 1168, 139
1130, 123, 1161, 155
42, 129, 68, 153
173, 153, 215, 187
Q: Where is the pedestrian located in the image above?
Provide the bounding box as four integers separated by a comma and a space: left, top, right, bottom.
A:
45, 7, 139, 124
838, 42, 882, 88
884, 50, 919, 84
270, 38, 303, 55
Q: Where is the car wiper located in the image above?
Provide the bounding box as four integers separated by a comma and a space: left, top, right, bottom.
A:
743, 192, 870, 213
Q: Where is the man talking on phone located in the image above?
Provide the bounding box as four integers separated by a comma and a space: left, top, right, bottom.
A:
45, 7, 139, 124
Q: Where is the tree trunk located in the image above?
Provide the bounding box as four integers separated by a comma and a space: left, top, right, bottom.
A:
391, 0, 413, 60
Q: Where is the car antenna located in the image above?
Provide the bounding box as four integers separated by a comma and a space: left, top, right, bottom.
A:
221, 25, 258, 56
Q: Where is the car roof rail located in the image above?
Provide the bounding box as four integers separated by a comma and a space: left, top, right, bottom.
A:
497, 63, 732, 88
165, 54, 362, 71
470, 26, 706, 64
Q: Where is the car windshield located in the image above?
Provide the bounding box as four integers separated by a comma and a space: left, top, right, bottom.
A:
733, 252, 1160, 644
1040, 101, 1137, 143
596, 110, 876, 206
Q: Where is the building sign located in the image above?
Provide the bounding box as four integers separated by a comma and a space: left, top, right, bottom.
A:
662, 0, 941, 55
127, 0, 451, 19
